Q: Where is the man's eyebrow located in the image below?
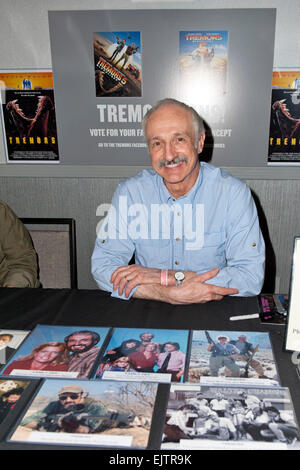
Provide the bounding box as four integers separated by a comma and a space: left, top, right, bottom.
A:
149, 131, 189, 141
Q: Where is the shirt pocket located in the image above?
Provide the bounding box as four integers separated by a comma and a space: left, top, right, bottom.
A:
134, 239, 170, 268
185, 231, 226, 271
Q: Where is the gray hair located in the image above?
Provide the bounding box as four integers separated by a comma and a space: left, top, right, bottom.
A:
142, 98, 205, 145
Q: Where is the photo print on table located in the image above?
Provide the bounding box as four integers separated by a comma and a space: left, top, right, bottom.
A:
1, 324, 110, 379
0, 329, 30, 368
0, 378, 32, 426
161, 384, 300, 450
186, 330, 280, 387
94, 327, 190, 384
8, 378, 160, 449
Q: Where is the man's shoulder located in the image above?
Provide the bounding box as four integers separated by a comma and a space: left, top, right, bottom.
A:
119, 169, 157, 188
117, 169, 158, 198
201, 163, 246, 189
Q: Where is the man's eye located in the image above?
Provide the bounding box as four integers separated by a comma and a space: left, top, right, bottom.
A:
152, 141, 161, 147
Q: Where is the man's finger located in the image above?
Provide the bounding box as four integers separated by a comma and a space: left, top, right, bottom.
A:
110, 265, 132, 282
213, 286, 239, 296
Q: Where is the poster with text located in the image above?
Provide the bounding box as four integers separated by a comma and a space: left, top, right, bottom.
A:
48, 9, 275, 166
0, 70, 59, 163
179, 30, 228, 126
268, 68, 300, 165
94, 31, 142, 98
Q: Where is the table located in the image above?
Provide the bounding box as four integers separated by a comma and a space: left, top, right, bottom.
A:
0, 288, 298, 450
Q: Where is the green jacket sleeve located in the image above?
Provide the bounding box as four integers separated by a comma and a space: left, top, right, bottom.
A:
0, 201, 40, 287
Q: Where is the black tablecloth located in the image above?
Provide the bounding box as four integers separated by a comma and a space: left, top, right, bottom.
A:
0, 287, 298, 449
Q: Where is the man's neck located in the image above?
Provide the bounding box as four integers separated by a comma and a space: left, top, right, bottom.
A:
163, 163, 200, 198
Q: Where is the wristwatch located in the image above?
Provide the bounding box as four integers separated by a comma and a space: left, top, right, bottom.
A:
174, 271, 185, 286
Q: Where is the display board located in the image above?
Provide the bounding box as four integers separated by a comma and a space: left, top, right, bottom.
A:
48, 9, 276, 167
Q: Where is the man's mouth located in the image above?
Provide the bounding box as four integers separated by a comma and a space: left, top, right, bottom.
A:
159, 157, 188, 169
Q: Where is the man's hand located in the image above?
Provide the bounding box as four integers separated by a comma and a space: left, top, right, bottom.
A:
110, 265, 161, 298
111, 265, 239, 303
133, 268, 238, 304
164, 268, 239, 304
110, 265, 196, 298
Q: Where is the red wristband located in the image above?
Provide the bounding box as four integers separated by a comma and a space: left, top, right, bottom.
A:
161, 269, 168, 286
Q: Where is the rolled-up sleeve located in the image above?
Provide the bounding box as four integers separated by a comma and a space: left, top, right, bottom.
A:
91, 185, 137, 299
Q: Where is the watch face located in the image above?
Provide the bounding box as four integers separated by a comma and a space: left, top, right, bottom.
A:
175, 271, 185, 281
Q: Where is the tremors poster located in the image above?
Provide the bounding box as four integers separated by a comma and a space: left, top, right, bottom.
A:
94, 32, 142, 98
48, 9, 276, 166
0, 71, 59, 163
179, 30, 228, 124
268, 68, 300, 165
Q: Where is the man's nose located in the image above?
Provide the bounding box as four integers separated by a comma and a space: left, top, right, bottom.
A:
64, 396, 73, 403
164, 140, 177, 160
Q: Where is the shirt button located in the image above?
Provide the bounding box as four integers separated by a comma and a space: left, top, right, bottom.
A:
101, 239, 105, 243
175, 261, 179, 265
177, 212, 182, 216
176, 237, 181, 242
252, 242, 256, 247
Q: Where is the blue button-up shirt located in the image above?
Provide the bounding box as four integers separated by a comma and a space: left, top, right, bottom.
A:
92, 162, 265, 299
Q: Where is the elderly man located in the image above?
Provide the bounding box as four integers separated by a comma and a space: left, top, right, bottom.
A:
92, 98, 265, 304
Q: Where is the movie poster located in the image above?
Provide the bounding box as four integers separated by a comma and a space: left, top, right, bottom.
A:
93, 32, 142, 98
179, 30, 228, 125
268, 68, 300, 164
0, 70, 59, 163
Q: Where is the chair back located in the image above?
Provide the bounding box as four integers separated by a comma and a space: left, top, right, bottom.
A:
20, 218, 77, 289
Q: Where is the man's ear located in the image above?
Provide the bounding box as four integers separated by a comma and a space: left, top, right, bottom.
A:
197, 132, 206, 153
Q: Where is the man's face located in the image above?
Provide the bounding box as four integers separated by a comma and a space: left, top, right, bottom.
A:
218, 338, 227, 345
0, 336, 12, 347
140, 333, 153, 343
238, 336, 246, 342
67, 334, 94, 353
145, 104, 205, 196
58, 392, 84, 409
